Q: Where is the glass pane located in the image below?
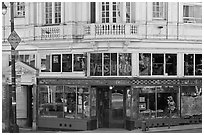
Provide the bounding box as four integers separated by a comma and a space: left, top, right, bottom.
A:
165, 54, 177, 76
152, 54, 164, 75
90, 87, 97, 117
74, 54, 84, 72
111, 53, 117, 76
25, 55, 30, 64
30, 54, 35, 68
39, 85, 63, 118
184, 54, 194, 75
52, 54, 61, 72
195, 54, 202, 75
119, 53, 132, 76
90, 53, 102, 76
139, 53, 151, 76
104, 53, 110, 76
64, 86, 76, 118
112, 88, 123, 120
181, 86, 202, 117
41, 54, 50, 72
62, 54, 72, 72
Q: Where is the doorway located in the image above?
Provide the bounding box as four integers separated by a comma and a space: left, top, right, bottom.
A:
97, 86, 127, 128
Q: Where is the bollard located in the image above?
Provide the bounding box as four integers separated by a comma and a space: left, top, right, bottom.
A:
141, 120, 147, 131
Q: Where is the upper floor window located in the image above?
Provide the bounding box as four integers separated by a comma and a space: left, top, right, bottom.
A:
126, 2, 131, 23
139, 53, 177, 76
152, 2, 166, 19
15, 2, 25, 17
183, 4, 202, 23
41, 53, 85, 72
101, 2, 121, 23
90, 53, 132, 76
45, 2, 61, 25
184, 54, 202, 76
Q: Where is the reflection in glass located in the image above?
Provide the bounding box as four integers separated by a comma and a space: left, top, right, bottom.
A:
184, 54, 194, 75
52, 54, 61, 72
165, 54, 177, 75
62, 54, 72, 72
119, 53, 132, 76
139, 53, 151, 75
41, 54, 50, 72
195, 54, 202, 75
90, 53, 102, 76
104, 53, 117, 76
74, 54, 84, 71
152, 54, 164, 75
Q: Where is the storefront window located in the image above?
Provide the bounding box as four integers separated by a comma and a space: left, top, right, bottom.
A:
90, 87, 97, 117
39, 85, 90, 119
139, 53, 151, 75
39, 85, 63, 118
181, 86, 202, 117
137, 86, 179, 120
74, 54, 84, 72
90, 53, 102, 76
52, 54, 61, 72
195, 54, 202, 75
184, 54, 194, 75
64, 86, 76, 118
41, 54, 51, 72
119, 53, 132, 76
165, 54, 177, 75
62, 54, 72, 72
152, 54, 164, 75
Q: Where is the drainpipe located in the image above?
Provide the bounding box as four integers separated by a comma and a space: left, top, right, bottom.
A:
166, 3, 168, 39
177, 2, 179, 40
145, 2, 147, 39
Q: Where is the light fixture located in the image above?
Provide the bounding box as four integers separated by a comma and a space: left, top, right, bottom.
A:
109, 86, 113, 90
2, 2, 7, 15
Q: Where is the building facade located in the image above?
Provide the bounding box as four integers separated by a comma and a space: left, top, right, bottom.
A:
2, 2, 202, 131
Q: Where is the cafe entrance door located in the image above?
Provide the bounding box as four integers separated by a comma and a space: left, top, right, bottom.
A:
97, 86, 126, 128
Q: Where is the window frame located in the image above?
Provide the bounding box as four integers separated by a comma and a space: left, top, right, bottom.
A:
183, 4, 202, 24
152, 2, 167, 20
45, 2, 62, 25
15, 2, 25, 18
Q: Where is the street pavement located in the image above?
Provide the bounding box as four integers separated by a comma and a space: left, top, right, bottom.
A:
19, 123, 202, 133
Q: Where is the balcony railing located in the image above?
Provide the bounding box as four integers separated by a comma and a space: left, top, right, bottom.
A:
2, 22, 202, 42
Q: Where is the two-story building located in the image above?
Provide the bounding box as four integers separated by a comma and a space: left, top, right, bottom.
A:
2, 2, 202, 131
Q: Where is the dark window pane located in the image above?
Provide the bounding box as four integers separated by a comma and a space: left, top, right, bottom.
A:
104, 53, 110, 76
52, 54, 61, 72
152, 54, 164, 75
195, 54, 202, 75
62, 54, 72, 72
41, 54, 50, 72
74, 54, 84, 71
184, 54, 194, 75
111, 53, 117, 76
165, 54, 177, 76
119, 53, 132, 76
90, 53, 102, 76
139, 53, 151, 76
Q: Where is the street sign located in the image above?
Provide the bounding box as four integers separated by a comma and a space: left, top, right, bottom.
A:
7, 30, 21, 50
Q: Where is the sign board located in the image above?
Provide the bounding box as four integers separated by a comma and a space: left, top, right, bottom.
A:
7, 30, 21, 49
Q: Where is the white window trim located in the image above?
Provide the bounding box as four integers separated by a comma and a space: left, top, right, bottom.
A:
152, 2, 166, 20
44, 2, 61, 25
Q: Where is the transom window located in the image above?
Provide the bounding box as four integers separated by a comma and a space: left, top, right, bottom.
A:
152, 2, 166, 19
45, 2, 61, 25
15, 2, 25, 17
183, 4, 202, 23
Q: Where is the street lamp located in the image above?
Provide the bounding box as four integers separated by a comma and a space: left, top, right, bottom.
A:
2, 2, 19, 133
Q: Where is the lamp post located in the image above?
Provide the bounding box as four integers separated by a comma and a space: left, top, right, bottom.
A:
2, 2, 7, 42
2, 2, 19, 133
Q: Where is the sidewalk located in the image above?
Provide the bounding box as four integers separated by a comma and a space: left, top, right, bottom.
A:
19, 123, 202, 133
